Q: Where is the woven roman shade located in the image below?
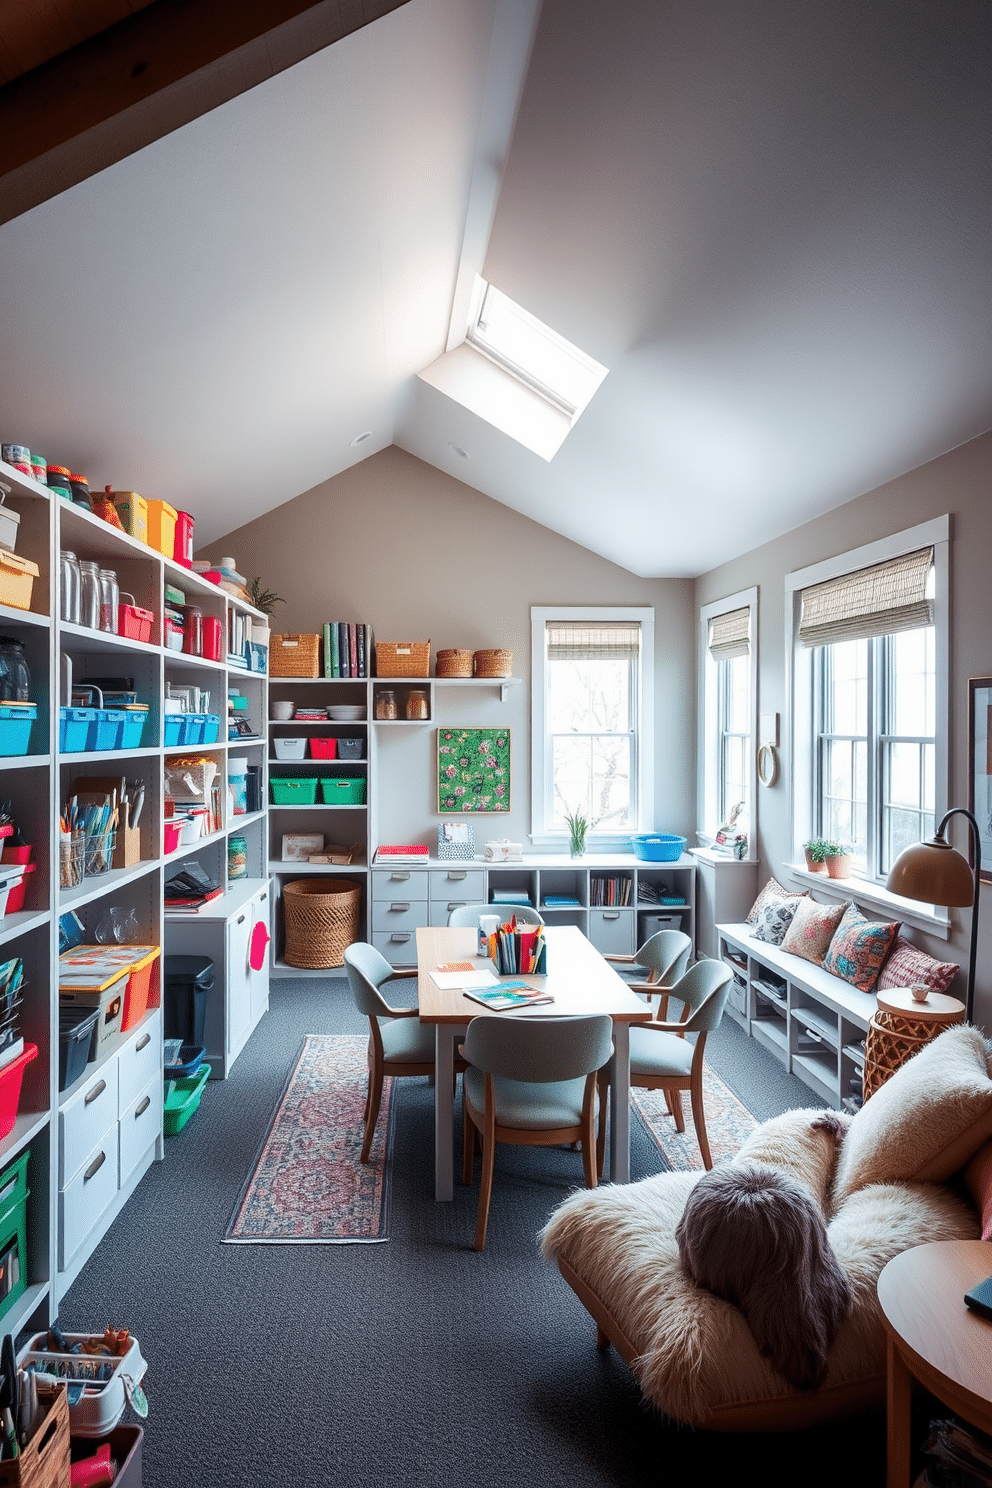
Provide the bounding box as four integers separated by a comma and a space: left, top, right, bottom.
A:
799, 547, 934, 648
546, 621, 641, 660
707, 607, 750, 661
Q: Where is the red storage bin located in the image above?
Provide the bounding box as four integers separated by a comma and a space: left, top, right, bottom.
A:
174, 509, 195, 567
164, 820, 182, 853
309, 737, 338, 759
3, 862, 34, 913
0, 1043, 37, 1138
117, 593, 154, 644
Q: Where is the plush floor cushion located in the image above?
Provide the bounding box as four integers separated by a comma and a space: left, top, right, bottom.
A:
541, 1168, 977, 1430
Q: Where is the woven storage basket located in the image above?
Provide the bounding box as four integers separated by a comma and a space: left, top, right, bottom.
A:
473, 648, 513, 678
375, 640, 430, 677
269, 633, 321, 677
283, 876, 361, 968
0, 1386, 70, 1488
435, 648, 474, 678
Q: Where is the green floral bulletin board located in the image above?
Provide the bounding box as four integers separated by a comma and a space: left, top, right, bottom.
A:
437, 728, 510, 813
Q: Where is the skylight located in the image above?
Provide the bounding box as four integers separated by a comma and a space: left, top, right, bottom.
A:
465, 277, 608, 422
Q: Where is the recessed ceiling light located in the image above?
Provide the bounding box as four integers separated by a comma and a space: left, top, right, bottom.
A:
448, 444, 469, 459
349, 430, 373, 447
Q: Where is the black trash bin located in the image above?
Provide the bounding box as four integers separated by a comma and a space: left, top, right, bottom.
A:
163, 955, 215, 1045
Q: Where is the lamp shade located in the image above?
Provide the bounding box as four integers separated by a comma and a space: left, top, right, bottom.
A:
886, 838, 975, 908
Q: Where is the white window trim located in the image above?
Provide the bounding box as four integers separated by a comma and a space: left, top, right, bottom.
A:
784, 515, 951, 936
530, 604, 654, 850
698, 587, 758, 858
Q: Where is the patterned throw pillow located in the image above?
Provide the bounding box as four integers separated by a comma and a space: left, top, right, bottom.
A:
745, 877, 809, 926
876, 936, 960, 995
751, 897, 803, 946
779, 898, 847, 966
822, 904, 900, 993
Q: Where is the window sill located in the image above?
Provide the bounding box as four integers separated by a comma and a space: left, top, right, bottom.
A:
786, 865, 951, 940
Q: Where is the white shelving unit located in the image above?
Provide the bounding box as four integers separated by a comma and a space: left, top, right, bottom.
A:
0, 457, 270, 1326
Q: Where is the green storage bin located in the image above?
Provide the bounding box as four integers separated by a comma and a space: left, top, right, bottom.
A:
319, 776, 366, 805
164, 1062, 211, 1136
0, 1148, 30, 1325
270, 777, 319, 806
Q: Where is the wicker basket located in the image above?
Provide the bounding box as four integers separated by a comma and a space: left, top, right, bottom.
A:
375, 640, 431, 677
269, 633, 321, 677
473, 648, 513, 678
0, 1386, 70, 1488
435, 648, 474, 678
283, 877, 361, 968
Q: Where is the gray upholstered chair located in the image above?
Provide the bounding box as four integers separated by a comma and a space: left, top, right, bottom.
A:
623, 958, 733, 1170
605, 928, 692, 1016
460, 1013, 614, 1251
447, 902, 545, 927
344, 941, 437, 1163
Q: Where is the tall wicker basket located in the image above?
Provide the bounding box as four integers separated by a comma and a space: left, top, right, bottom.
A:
283, 877, 361, 968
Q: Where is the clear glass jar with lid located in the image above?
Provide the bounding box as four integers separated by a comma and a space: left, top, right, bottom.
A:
375, 690, 397, 721
98, 568, 119, 633
79, 560, 101, 629
59, 550, 81, 625
406, 689, 429, 720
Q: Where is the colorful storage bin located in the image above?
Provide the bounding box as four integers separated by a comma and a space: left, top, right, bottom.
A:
320, 775, 366, 805
146, 499, 178, 557
60, 707, 90, 752
309, 737, 337, 760
0, 548, 40, 610
120, 705, 149, 749
270, 777, 319, 806
0, 702, 36, 756
60, 980, 125, 1063
87, 708, 126, 751
0, 1042, 37, 1136
109, 490, 148, 543
164, 1062, 211, 1135
0, 1148, 29, 1325
164, 713, 183, 746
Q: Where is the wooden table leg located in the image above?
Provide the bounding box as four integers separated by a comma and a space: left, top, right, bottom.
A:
608, 1021, 631, 1184
434, 1024, 457, 1201
887, 1334, 913, 1488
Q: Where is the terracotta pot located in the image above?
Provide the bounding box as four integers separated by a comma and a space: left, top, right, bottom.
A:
804, 850, 827, 874
825, 854, 851, 879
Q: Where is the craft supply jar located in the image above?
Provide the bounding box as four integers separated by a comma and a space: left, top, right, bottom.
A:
405, 688, 429, 720
183, 604, 203, 656
60, 550, 81, 625
79, 560, 101, 629
375, 689, 397, 721
228, 835, 248, 880
47, 464, 73, 502
98, 567, 119, 632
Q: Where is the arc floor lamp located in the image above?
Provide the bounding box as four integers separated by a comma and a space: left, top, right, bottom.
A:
886, 806, 982, 1022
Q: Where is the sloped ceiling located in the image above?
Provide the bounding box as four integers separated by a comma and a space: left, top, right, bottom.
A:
0, 0, 990, 577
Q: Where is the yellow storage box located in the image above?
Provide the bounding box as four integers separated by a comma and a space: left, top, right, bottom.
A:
110, 490, 148, 544
0, 548, 40, 611
146, 499, 178, 557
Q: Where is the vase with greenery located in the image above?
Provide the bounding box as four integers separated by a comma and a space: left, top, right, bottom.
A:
246, 576, 285, 617
565, 810, 587, 858
823, 842, 851, 879
803, 837, 829, 873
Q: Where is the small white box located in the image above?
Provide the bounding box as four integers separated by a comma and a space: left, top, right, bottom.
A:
274, 737, 307, 760
283, 833, 324, 860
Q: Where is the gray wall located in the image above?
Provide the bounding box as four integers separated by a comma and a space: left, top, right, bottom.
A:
695, 429, 992, 1031
210, 445, 696, 850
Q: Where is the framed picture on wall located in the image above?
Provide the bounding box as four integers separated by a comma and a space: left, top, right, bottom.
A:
437, 728, 510, 813
968, 675, 992, 884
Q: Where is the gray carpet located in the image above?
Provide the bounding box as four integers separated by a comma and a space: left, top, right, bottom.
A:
62, 978, 889, 1488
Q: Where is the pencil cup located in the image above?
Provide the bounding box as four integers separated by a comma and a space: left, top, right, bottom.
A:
60, 835, 84, 889
84, 830, 116, 877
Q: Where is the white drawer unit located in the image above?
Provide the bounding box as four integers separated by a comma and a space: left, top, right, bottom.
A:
372, 871, 428, 901
60, 1136, 119, 1270
588, 908, 636, 956
371, 900, 430, 936
372, 929, 421, 964
119, 1074, 163, 1188
428, 868, 485, 899
118, 1016, 161, 1113
60, 1060, 119, 1187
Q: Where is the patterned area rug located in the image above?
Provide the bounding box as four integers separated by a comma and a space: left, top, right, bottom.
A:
225, 1034, 394, 1244
632, 1061, 757, 1171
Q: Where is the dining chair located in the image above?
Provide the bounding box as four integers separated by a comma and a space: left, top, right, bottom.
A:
447, 902, 545, 928
460, 1013, 614, 1251
618, 958, 733, 1170
344, 941, 440, 1163
605, 928, 692, 1016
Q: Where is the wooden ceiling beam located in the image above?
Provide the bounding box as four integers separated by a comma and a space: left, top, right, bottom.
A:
0, 0, 410, 224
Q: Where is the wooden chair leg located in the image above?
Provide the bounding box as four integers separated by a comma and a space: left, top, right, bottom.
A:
690, 1072, 713, 1170
474, 1102, 496, 1252
669, 1087, 685, 1133
596, 1073, 608, 1181
361, 1062, 383, 1164
462, 1099, 476, 1185
596, 1325, 611, 1352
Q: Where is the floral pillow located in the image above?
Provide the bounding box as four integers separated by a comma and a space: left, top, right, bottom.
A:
746, 877, 808, 926
876, 936, 960, 995
822, 904, 900, 993
751, 896, 804, 946
779, 898, 847, 966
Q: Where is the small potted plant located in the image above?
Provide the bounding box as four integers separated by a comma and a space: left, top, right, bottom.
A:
823, 842, 852, 879
565, 810, 588, 858
803, 837, 829, 874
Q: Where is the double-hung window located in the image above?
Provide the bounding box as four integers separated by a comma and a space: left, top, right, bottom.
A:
530, 607, 654, 846
789, 520, 948, 903
699, 590, 757, 844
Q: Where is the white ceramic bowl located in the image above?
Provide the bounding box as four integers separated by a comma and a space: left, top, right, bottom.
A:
270, 701, 295, 721
327, 704, 366, 721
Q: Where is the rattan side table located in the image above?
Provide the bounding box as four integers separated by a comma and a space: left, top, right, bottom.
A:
862, 986, 966, 1100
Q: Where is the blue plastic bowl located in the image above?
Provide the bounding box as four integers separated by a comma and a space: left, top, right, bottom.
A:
631, 834, 688, 862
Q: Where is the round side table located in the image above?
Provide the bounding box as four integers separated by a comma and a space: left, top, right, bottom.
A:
862, 987, 965, 1101
877, 1239, 992, 1488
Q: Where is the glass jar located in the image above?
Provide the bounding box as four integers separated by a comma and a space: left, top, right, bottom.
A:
183, 605, 203, 657
59, 550, 81, 625
406, 689, 429, 720
98, 568, 119, 633
0, 637, 31, 702
228, 835, 248, 880
375, 689, 397, 721
79, 560, 101, 629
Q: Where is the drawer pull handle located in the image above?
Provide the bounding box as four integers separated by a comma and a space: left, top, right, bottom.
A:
447, 872, 467, 881
136, 1034, 151, 1053
603, 912, 620, 921
237, 914, 246, 925
390, 873, 411, 882
447, 902, 467, 912
390, 934, 411, 943
84, 1080, 107, 1106
390, 903, 410, 912
260, 893, 267, 903
135, 1096, 151, 1118
84, 1151, 107, 1182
